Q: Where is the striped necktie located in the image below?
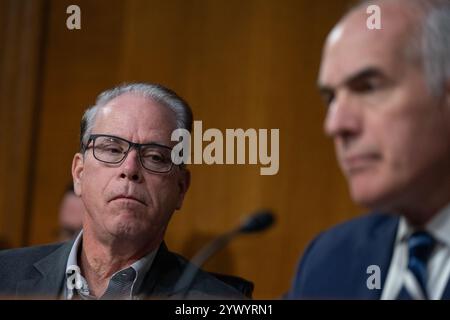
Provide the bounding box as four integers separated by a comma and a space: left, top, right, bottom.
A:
397, 231, 436, 299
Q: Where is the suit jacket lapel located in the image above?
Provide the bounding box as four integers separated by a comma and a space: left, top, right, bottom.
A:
138, 242, 184, 299
355, 214, 400, 299
16, 242, 73, 299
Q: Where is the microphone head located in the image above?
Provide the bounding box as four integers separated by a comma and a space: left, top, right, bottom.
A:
238, 209, 275, 233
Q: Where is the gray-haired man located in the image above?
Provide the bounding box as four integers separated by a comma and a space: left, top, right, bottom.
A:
0, 83, 246, 300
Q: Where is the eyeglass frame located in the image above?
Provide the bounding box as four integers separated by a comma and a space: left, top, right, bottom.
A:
81, 134, 177, 174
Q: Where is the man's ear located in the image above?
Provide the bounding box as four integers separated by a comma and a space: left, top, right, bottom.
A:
72, 153, 84, 197
175, 168, 191, 210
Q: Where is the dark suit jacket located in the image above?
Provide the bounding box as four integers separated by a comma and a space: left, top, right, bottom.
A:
287, 212, 450, 299
0, 241, 244, 299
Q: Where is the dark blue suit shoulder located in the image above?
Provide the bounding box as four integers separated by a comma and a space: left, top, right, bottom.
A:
288, 212, 399, 299
316, 212, 398, 247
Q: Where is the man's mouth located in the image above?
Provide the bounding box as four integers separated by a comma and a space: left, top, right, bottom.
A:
110, 195, 147, 206
342, 153, 381, 175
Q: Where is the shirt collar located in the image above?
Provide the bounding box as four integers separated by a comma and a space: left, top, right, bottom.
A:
129, 245, 157, 296
66, 230, 83, 271
397, 202, 450, 247
65, 230, 159, 299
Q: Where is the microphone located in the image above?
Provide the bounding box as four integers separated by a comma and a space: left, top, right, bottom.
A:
238, 210, 274, 233
171, 209, 275, 298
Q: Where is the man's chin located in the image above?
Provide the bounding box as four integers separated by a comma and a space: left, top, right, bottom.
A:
109, 221, 147, 239
349, 181, 399, 213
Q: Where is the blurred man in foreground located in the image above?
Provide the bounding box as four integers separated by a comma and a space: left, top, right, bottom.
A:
288, 0, 450, 299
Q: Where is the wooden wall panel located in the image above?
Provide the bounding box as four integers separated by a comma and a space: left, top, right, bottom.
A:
0, 0, 47, 248
1, 0, 362, 298
29, 0, 126, 244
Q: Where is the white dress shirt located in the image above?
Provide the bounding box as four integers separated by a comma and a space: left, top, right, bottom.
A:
381, 203, 450, 300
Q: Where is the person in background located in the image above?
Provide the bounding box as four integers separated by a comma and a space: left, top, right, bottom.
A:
58, 184, 84, 241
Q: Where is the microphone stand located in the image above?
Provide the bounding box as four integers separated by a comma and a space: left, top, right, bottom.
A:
170, 210, 274, 299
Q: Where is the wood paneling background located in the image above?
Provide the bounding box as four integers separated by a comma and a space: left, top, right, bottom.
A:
0, 0, 361, 298
0, 0, 47, 248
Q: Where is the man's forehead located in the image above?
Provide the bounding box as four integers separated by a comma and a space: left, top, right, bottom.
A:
92, 93, 177, 137
319, 43, 391, 88
96, 93, 173, 122
100, 92, 159, 114
318, 2, 417, 87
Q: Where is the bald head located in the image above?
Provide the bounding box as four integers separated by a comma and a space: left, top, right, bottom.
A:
324, 0, 423, 80
319, 0, 427, 110
327, 0, 450, 96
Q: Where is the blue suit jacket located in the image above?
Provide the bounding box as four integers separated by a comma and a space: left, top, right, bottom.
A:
287, 213, 450, 299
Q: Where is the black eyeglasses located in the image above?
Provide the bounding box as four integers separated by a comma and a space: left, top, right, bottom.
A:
83, 134, 175, 173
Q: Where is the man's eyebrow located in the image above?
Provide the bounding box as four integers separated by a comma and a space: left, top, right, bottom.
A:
318, 67, 384, 94
345, 67, 385, 86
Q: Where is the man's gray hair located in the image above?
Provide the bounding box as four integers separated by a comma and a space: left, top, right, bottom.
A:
356, 0, 450, 96
420, 0, 450, 96
79, 83, 193, 150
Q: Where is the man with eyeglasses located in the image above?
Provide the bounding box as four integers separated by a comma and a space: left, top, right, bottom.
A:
0, 83, 245, 300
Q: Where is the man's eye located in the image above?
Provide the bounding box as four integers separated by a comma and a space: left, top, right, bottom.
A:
323, 93, 335, 107
143, 152, 169, 163
98, 144, 123, 154
107, 147, 122, 154
152, 155, 163, 162
351, 79, 380, 93
319, 89, 335, 107
147, 154, 164, 162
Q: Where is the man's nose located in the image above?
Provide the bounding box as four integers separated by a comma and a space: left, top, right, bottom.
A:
324, 91, 362, 142
119, 148, 143, 182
